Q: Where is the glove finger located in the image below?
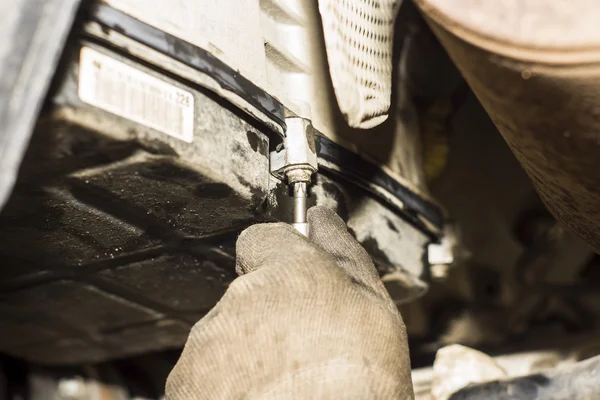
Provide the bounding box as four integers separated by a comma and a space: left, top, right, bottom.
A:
308, 206, 390, 298
236, 222, 336, 275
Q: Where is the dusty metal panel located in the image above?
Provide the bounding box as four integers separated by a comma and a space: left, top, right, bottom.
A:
0, 41, 268, 364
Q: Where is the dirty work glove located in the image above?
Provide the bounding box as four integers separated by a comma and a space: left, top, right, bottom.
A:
166, 206, 414, 399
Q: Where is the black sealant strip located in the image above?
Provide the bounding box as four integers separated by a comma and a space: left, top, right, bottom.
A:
316, 136, 444, 232
90, 3, 286, 131
89, 3, 443, 235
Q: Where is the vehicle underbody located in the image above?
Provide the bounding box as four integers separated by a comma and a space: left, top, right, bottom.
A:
1, 0, 600, 398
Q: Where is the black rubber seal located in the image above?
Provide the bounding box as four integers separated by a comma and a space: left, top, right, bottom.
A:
316, 136, 444, 233
90, 3, 286, 131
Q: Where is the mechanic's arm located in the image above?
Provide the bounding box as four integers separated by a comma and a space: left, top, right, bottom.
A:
166, 206, 414, 399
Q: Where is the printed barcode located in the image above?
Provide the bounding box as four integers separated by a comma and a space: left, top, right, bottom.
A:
78, 47, 194, 143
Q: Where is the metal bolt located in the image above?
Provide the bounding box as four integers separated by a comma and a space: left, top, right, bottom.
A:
292, 182, 308, 236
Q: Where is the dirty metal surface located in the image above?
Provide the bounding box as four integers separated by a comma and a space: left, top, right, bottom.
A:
0, 39, 434, 365
0, 41, 263, 365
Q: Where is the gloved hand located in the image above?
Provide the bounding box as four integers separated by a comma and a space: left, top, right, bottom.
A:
166, 206, 414, 399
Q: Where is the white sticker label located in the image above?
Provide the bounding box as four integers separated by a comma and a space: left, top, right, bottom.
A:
78, 47, 194, 143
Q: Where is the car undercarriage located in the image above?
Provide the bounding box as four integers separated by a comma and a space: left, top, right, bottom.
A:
2, 0, 600, 398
